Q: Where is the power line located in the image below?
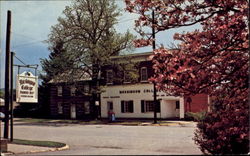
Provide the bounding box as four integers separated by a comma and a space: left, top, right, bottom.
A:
14, 55, 26, 65
12, 32, 41, 41
12, 40, 46, 48
11, 31, 46, 48
10, 18, 134, 48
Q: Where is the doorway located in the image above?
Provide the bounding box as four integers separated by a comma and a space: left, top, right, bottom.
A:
107, 101, 113, 111
71, 104, 76, 119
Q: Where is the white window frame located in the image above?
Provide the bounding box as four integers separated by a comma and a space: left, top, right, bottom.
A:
84, 101, 90, 114
141, 100, 160, 113
57, 86, 62, 96
58, 102, 63, 114
106, 70, 113, 84
140, 67, 148, 82
145, 101, 154, 112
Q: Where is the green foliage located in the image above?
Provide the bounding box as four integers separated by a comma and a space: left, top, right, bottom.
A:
112, 61, 139, 84
185, 111, 207, 122
13, 139, 66, 148
0, 90, 4, 98
46, 0, 135, 83
14, 103, 40, 118
39, 41, 69, 118
40, 41, 73, 83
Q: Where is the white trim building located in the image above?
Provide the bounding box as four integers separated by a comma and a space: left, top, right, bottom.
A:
48, 51, 209, 120
101, 83, 185, 119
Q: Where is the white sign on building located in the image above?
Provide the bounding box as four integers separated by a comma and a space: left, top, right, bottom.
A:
16, 71, 38, 103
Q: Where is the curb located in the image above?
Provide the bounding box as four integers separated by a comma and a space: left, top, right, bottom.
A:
55, 144, 69, 152
3, 144, 69, 155
115, 121, 196, 127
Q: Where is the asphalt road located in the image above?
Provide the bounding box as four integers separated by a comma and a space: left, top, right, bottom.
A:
12, 122, 202, 155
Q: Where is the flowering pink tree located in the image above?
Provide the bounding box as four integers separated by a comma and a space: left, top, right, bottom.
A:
125, 0, 249, 154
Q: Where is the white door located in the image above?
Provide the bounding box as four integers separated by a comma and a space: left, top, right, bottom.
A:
71, 104, 76, 119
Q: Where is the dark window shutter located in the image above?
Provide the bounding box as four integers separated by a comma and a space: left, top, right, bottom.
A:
129, 101, 134, 113
176, 101, 180, 109
110, 102, 113, 110
141, 100, 145, 113
121, 101, 124, 113
157, 100, 161, 112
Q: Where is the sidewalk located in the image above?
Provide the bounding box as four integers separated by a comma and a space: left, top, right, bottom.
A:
105, 119, 197, 127
4, 144, 54, 155
2, 143, 69, 155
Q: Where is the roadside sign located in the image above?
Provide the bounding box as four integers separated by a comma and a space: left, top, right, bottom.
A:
16, 71, 38, 103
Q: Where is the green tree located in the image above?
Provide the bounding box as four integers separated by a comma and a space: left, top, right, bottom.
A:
47, 0, 134, 81
40, 40, 73, 83
38, 40, 73, 118
44, 0, 135, 118
0, 90, 4, 99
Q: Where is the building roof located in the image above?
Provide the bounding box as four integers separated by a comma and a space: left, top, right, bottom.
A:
48, 52, 152, 84
110, 52, 153, 63
49, 69, 92, 84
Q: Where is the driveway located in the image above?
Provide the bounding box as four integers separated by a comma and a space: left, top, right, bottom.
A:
12, 121, 202, 155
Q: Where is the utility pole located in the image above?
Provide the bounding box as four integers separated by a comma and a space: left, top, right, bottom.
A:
4, 10, 11, 139
92, 64, 100, 120
10, 52, 15, 142
152, 10, 157, 124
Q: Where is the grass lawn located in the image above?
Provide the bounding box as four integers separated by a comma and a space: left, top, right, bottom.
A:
15, 118, 53, 123
15, 118, 103, 124
14, 117, 192, 126
12, 139, 66, 148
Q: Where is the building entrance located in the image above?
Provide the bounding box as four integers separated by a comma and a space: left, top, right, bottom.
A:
71, 104, 76, 119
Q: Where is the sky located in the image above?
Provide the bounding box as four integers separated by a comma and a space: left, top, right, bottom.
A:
0, 0, 198, 88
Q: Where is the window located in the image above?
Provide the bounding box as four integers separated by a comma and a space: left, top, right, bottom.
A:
141, 100, 160, 113
58, 102, 63, 114
121, 100, 133, 113
106, 70, 113, 84
83, 83, 90, 93
141, 67, 148, 82
145, 101, 154, 112
57, 86, 62, 96
176, 101, 180, 109
70, 86, 76, 96
84, 101, 90, 114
